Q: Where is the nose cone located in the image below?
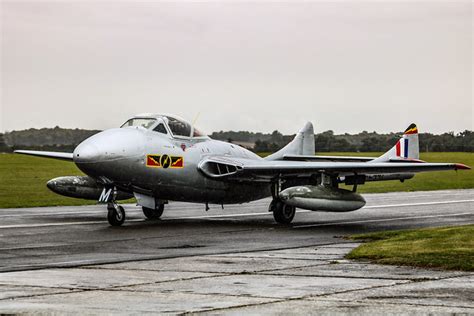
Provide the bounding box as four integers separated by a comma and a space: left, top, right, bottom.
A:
73, 128, 145, 176
73, 143, 100, 163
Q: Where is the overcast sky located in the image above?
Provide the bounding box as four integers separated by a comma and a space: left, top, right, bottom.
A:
1, 0, 472, 135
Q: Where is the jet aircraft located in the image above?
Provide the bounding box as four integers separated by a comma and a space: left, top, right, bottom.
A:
15, 114, 470, 226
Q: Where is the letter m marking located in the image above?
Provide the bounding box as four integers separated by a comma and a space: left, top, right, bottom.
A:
98, 188, 113, 203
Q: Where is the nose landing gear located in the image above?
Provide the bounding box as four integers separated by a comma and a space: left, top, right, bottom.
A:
99, 186, 126, 226
107, 202, 126, 226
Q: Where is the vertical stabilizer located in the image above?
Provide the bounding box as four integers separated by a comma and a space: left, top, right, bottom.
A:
265, 122, 315, 161
372, 123, 420, 162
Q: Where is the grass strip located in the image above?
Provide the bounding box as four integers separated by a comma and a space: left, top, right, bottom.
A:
346, 225, 474, 271
1, 152, 472, 208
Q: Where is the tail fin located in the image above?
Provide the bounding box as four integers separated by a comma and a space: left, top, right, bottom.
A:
265, 122, 315, 161
372, 123, 420, 163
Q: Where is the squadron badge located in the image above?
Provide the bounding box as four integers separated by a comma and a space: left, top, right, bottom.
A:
146, 154, 184, 168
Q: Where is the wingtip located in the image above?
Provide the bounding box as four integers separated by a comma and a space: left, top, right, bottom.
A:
455, 163, 471, 170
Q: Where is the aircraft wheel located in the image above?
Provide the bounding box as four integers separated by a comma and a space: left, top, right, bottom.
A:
107, 204, 126, 226
272, 201, 295, 224
142, 204, 164, 220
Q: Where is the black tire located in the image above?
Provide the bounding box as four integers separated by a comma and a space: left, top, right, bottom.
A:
272, 200, 296, 224
107, 205, 125, 226
142, 204, 164, 220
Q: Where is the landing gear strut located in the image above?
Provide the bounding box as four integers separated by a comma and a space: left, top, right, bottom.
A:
107, 202, 126, 226
142, 204, 164, 220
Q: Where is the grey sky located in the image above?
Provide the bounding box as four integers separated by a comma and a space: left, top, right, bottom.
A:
1, 0, 472, 135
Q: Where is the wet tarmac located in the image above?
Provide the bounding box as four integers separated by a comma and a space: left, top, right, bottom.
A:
0, 189, 473, 314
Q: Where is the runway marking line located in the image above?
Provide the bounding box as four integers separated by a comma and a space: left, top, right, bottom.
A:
0, 203, 272, 218
292, 212, 473, 229
363, 199, 474, 209
0, 200, 472, 229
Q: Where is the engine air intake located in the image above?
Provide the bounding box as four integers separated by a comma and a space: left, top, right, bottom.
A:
198, 159, 242, 178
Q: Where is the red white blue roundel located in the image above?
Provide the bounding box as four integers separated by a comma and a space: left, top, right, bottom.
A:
396, 137, 409, 158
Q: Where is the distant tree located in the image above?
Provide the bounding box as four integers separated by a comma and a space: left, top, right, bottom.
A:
0, 133, 12, 152
254, 139, 269, 152
315, 130, 334, 152
270, 130, 284, 144
4, 126, 472, 153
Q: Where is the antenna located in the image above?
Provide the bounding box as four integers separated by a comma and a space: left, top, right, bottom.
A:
192, 112, 201, 126
189, 112, 201, 138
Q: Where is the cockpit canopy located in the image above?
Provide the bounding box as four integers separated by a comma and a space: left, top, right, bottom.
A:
120, 114, 206, 138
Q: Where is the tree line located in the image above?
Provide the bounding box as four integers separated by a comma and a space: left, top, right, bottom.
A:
0, 127, 472, 153
212, 129, 474, 152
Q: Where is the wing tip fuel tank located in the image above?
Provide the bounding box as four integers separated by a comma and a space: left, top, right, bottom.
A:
455, 163, 471, 170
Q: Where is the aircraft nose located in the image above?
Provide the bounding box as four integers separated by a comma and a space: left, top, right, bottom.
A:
73, 143, 100, 163
73, 128, 145, 177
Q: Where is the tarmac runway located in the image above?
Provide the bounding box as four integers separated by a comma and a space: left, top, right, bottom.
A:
0, 189, 473, 314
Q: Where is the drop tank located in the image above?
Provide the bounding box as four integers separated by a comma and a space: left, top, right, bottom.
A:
47, 176, 133, 200
279, 185, 366, 212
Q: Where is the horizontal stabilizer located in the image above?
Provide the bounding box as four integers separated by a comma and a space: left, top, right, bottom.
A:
14, 150, 74, 161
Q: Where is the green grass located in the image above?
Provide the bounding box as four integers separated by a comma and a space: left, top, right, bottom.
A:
346, 225, 474, 271
0, 152, 472, 208
0, 154, 97, 208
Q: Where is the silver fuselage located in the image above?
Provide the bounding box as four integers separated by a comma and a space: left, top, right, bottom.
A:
73, 127, 270, 204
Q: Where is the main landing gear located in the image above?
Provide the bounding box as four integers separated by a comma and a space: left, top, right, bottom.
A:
106, 203, 166, 226
106, 203, 165, 226
142, 204, 164, 220
269, 199, 296, 224
269, 180, 296, 224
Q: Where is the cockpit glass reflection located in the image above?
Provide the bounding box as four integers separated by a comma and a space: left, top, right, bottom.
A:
121, 118, 157, 129
164, 116, 192, 137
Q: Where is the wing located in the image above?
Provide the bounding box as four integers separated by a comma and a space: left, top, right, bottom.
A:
283, 154, 377, 162
14, 150, 74, 161
198, 156, 470, 181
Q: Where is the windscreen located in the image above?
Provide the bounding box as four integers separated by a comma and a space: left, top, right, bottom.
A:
121, 118, 156, 129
